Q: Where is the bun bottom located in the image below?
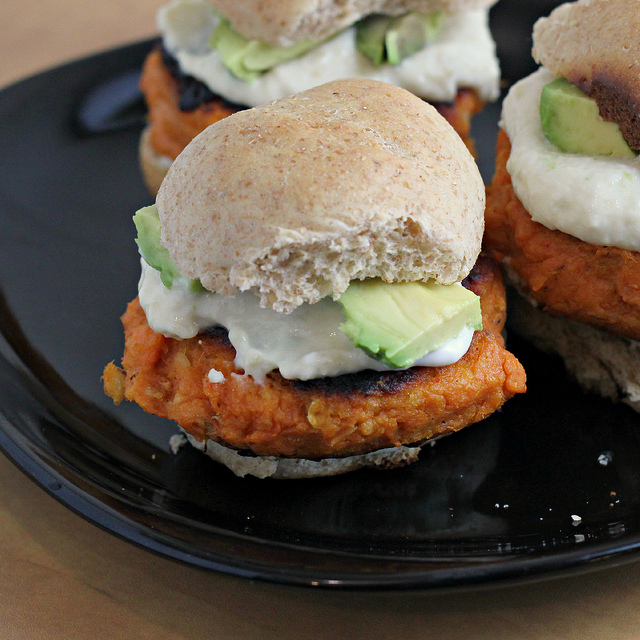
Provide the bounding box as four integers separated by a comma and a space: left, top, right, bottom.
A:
507, 290, 640, 412
176, 431, 422, 479
139, 126, 173, 196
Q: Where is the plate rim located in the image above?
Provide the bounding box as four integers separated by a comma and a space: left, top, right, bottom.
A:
1, 39, 640, 592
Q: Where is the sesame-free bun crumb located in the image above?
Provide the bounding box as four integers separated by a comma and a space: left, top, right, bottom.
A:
157, 78, 485, 312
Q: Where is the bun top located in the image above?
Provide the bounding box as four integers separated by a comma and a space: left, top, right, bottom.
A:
207, 0, 497, 47
533, 0, 640, 148
157, 78, 484, 312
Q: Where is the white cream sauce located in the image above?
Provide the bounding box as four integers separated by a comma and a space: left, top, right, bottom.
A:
138, 259, 475, 381
502, 67, 640, 251
158, 0, 500, 106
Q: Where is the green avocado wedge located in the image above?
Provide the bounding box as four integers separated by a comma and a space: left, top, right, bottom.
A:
209, 19, 325, 81
133, 205, 204, 292
355, 14, 389, 66
337, 279, 482, 368
356, 11, 443, 67
210, 10, 443, 80
540, 77, 637, 158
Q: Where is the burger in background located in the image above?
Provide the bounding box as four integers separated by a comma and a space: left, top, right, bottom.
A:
140, 0, 501, 193
484, 0, 640, 411
104, 78, 526, 478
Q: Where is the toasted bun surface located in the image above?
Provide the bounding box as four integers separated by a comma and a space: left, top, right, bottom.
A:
157, 78, 484, 312
207, 0, 497, 47
532, 0, 640, 148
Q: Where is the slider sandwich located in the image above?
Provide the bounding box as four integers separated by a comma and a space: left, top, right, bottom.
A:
104, 78, 526, 479
484, 0, 640, 411
140, 0, 501, 194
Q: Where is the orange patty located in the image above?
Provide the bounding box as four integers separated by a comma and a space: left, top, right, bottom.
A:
140, 47, 486, 161
485, 129, 640, 341
103, 256, 526, 459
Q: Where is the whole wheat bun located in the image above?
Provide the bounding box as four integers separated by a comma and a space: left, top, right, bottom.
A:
532, 0, 640, 148
157, 78, 485, 312
177, 431, 422, 478
207, 0, 498, 47
507, 291, 640, 414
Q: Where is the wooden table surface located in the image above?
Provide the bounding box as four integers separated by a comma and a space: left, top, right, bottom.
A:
2, 1, 640, 638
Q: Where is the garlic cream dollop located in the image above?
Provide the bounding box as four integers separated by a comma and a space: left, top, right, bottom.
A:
138, 259, 474, 382
501, 67, 640, 251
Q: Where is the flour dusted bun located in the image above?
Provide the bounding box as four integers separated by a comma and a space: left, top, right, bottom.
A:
508, 291, 640, 413
157, 78, 484, 312
208, 0, 498, 47
532, 0, 640, 148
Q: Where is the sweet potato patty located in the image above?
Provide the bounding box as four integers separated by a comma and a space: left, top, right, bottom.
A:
103, 257, 526, 459
485, 129, 640, 340
141, 48, 240, 161
140, 47, 486, 161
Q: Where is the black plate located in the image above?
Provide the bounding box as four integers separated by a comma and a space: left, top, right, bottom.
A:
2, 7, 640, 591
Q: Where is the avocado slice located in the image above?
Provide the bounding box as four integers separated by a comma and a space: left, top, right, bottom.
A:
385, 12, 442, 66
540, 77, 637, 158
212, 10, 442, 79
355, 15, 390, 66
210, 19, 324, 81
209, 20, 262, 82
337, 279, 482, 369
133, 205, 204, 291
356, 11, 443, 67
241, 36, 321, 72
